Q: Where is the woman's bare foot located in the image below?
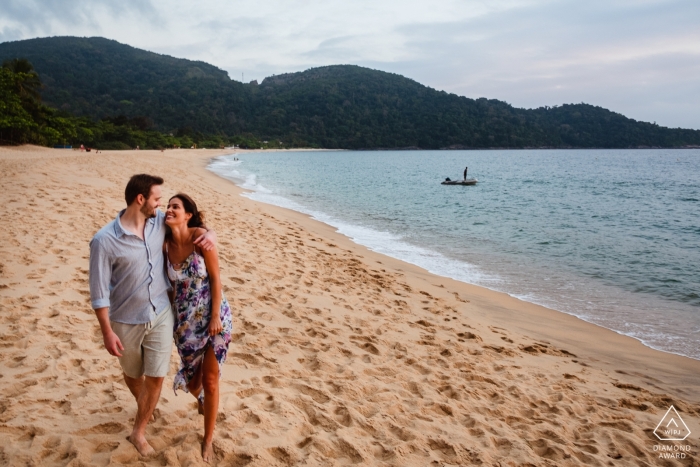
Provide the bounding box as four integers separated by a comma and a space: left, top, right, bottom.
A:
127, 433, 155, 457
202, 440, 214, 463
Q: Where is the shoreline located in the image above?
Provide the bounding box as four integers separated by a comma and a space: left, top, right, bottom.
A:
202, 150, 700, 390
208, 150, 699, 364
2, 145, 699, 466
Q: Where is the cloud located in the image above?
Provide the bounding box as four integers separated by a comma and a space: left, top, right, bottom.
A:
372, 0, 700, 127
0, 0, 161, 41
0, 0, 698, 128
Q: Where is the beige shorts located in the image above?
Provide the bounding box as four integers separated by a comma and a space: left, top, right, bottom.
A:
111, 305, 174, 378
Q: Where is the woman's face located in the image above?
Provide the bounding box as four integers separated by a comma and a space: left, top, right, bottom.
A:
165, 197, 192, 227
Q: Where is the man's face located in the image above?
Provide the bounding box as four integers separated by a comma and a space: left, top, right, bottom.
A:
140, 185, 162, 219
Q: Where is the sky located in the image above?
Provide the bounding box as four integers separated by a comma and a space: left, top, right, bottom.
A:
2, 0, 699, 129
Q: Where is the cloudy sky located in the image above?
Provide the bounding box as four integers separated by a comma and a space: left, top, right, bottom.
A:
2, 0, 699, 129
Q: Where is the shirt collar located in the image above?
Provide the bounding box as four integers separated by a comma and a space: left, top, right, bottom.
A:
114, 209, 155, 238
114, 209, 128, 237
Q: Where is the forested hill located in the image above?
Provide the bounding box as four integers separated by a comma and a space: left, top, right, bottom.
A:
1, 36, 699, 149
0, 36, 250, 136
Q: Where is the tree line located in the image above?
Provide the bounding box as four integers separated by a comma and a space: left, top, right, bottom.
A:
0, 58, 272, 149
1, 36, 700, 150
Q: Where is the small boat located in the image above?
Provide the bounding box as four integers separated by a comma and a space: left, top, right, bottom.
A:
442, 178, 478, 185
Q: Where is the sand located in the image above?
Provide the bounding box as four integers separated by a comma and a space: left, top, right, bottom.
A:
1, 145, 699, 466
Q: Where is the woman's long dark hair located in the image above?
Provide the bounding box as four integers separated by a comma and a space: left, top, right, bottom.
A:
171, 193, 205, 228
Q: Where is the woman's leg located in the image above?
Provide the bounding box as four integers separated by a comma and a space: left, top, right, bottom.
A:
187, 358, 204, 414
187, 370, 203, 397
201, 345, 219, 463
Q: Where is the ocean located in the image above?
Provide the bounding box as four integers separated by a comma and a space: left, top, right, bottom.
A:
208, 149, 700, 360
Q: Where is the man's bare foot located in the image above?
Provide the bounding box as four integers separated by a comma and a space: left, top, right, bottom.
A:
127, 433, 155, 457
202, 440, 214, 463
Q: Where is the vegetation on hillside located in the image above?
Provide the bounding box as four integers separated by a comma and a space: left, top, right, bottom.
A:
0, 58, 270, 149
1, 36, 699, 149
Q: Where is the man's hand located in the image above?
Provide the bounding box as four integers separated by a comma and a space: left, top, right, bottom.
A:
94, 307, 123, 357
194, 229, 217, 251
103, 330, 124, 357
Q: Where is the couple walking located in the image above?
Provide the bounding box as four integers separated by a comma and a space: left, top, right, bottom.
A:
89, 174, 232, 462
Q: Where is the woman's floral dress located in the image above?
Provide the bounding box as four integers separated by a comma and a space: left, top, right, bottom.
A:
167, 247, 232, 395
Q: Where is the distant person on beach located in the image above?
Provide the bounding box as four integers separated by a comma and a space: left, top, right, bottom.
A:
89, 174, 216, 458
164, 193, 232, 463
464, 166, 468, 181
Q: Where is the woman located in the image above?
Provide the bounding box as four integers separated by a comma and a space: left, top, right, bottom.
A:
164, 193, 232, 463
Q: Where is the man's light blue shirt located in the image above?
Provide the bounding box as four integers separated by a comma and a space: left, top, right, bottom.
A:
89, 209, 171, 324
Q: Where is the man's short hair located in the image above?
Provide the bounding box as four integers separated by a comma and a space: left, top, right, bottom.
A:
125, 174, 164, 206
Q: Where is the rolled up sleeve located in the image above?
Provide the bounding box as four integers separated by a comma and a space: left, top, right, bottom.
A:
89, 236, 112, 310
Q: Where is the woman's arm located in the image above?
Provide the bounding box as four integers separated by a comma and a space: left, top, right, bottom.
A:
197, 228, 223, 336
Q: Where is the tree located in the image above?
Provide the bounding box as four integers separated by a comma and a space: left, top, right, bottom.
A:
0, 67, 37, 144
2, 58, 42, 104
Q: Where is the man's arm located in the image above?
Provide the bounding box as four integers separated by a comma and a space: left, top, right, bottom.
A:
95, 307, 124, 357
193, 226, 217, 251
89, 236, 122, 356
157, 209, 216, 250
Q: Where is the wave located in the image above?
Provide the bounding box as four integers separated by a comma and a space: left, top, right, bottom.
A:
208, 155, 499, 288
207, 154, 700, 361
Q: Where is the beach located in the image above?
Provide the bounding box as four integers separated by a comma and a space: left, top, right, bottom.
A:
1, 145, 698, 466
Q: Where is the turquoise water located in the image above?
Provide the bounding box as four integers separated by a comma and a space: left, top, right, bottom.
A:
209, 149, 700, 359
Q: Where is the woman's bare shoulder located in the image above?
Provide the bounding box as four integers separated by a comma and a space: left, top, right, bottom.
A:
191, 227, 209, 255
191, 227, 207, 238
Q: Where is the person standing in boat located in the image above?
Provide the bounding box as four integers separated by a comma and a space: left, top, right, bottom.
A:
464, 167, 468, 181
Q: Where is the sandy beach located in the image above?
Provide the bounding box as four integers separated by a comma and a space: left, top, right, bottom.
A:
1, 145, 699, 466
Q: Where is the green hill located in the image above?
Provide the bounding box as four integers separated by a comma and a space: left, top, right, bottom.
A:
0, 36, 250, 135
1, 36, 699, 149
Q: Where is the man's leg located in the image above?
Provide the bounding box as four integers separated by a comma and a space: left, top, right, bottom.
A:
124, 373, 159, 421
128, 375, 164, 457
111, 320, 146, 403
111, 320, 158, 456
123, 373, 144, 401
128, 306, 174, 456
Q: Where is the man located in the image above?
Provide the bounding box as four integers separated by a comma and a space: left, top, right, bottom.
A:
464, 166, 468, 181
89, 174, 216, 457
